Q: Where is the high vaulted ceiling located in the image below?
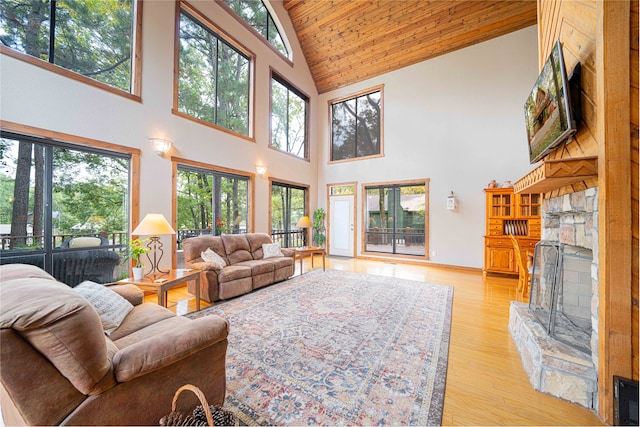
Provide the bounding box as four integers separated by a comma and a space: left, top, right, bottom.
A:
283, 0, 537, 94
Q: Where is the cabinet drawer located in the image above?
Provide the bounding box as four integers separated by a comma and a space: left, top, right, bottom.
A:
488, 224, 503, 236
486, 237, 511, 248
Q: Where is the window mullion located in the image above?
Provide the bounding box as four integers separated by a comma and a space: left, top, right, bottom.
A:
49, 0, 57, 63
214, 38, 220, 126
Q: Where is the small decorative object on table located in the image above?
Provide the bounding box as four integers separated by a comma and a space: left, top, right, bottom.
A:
159, 384, 238, 426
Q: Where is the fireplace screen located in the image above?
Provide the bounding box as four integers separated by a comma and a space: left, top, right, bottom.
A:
529, 241, 592, 354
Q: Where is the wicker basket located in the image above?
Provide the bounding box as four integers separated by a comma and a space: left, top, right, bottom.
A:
159, 384, 238, 426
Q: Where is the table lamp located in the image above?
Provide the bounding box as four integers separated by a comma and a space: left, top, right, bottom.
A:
132, 213, 176, 278
296, 215, 312, 247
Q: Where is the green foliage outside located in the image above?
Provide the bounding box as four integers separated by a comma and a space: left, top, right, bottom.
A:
0, 0, 135, 92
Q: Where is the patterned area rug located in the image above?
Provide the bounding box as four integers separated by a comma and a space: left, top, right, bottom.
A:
188, 269, 453, 426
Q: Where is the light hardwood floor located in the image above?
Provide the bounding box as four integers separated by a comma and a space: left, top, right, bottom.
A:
151, 257, 603, 426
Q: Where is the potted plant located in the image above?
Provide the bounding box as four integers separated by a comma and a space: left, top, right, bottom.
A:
312, 208, 326, 247
125, 238, 150, 280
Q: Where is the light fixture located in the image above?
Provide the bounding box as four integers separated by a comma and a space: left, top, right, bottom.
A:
256, 165, 267, 177
132, 213, 176, 278
296, 215, 313, 247
149, 138, 172, 156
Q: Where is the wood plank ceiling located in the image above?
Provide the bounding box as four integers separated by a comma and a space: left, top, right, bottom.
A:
283, 0, 538, 94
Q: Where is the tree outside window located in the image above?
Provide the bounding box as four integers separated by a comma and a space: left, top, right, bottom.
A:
271, 182, 306, 247
178, 7, 251, 136
0, 0, 137, 92
331, 87, 382, 162
222, 0, 289, 58
0, 133, 130, 283
176, 166, 249, 245
271, 74, 308, 159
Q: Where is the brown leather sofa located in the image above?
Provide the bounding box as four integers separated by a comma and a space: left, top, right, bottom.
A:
182, 233, 295, 302
0, 264, 229, 426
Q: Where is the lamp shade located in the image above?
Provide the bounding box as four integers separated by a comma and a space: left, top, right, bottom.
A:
132, 213, 176, 236
296, 215, 312, 229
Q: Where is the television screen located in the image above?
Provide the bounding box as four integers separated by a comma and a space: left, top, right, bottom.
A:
524, 40, 577, 164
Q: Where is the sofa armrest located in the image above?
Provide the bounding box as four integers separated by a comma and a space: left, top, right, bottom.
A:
281, 248, 295, 258
189, 261, 223, 272
112, 316, 229, 382
107, 284, 144, 306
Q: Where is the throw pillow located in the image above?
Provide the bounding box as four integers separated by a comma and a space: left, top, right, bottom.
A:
69, 236, 102, 248
262, 242, 284, 259
73, 281, 133, 335
201, 248, 226, 269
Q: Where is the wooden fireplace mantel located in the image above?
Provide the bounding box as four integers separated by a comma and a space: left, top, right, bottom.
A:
513, 157, 598, 194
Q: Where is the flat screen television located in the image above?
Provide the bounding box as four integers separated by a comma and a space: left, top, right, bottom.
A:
524, 40, 578, 164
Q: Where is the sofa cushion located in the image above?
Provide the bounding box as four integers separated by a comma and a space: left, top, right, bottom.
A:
264, 256, 295, 270
262, 242, 284, 259
220, 234, 253, 264
183, 235, 228, 265
234, 260, 276, 276
69, 236, 102, 248
0, 277, 113, 395
113, 315, 191, 349
201, 248, 227, 269
74, 281, 134, 335
217, 265, 252, 283
245, 233, 274, 259
108, 303, 176, 341
0, 263, 56, 283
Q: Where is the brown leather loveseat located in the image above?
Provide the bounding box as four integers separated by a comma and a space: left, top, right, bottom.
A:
0, 264, 229, 426
182, 233, 295, 302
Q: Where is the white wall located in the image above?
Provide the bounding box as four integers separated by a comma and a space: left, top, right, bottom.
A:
317, 26, 539, 268
0, 0, 318, 269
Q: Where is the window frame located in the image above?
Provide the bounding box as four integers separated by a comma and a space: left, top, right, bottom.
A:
173, 1, 256, 141
329, 84, 384, 164
217, 0, 292, 63
269, 69, 310, 161
361, 178, 429, 260
0, 1, 143, 101
0, 120, 141, 278
268, 178, 309, 247
171, 157, 255, 265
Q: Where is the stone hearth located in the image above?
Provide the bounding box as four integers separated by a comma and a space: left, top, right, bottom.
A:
509, 188, 598, 408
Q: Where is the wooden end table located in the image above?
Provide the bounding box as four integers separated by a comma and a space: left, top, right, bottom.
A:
294, 247, 326, 274
118, 269, 201, 311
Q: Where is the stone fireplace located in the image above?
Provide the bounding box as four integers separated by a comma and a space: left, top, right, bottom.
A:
509, 187, 598, 409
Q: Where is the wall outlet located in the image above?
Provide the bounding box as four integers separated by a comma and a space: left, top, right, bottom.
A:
431, 250, 438, 257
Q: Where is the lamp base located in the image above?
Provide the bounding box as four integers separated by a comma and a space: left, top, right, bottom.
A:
144, 236, 169, 279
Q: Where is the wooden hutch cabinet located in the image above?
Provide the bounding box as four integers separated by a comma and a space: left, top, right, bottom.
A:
483, 187, 542, 276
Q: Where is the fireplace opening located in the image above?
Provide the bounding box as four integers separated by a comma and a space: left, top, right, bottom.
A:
529, 241, 593, 354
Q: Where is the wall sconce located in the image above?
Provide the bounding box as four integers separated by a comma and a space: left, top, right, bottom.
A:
447, 191, 457, 210
256, 165, 267, 177
149, 138, 172, 156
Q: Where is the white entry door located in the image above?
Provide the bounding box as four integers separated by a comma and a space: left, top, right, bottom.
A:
329, 195, 355, 257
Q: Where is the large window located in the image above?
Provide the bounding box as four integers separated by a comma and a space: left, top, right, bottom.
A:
0, 0, 139, 94
177, 5, 252, 137
270, 181, 307, 247
222, 0, 289, 58
364, 181, 428, 257
176, 165, 250, 245
0, 132, 131, 284
271, 73, 308, 159
330, 86, 383, 162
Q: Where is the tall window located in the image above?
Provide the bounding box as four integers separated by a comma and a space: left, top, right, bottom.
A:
0, 0, 138, 93
222, 0, 289, 58
271, 73, 308, 159
271, 182, 307, 247
364, 181, 428, 257
177, 5, 251, 137
0, 132, 131, 284
330, 86, 383, 162
176, 165, 250, 244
